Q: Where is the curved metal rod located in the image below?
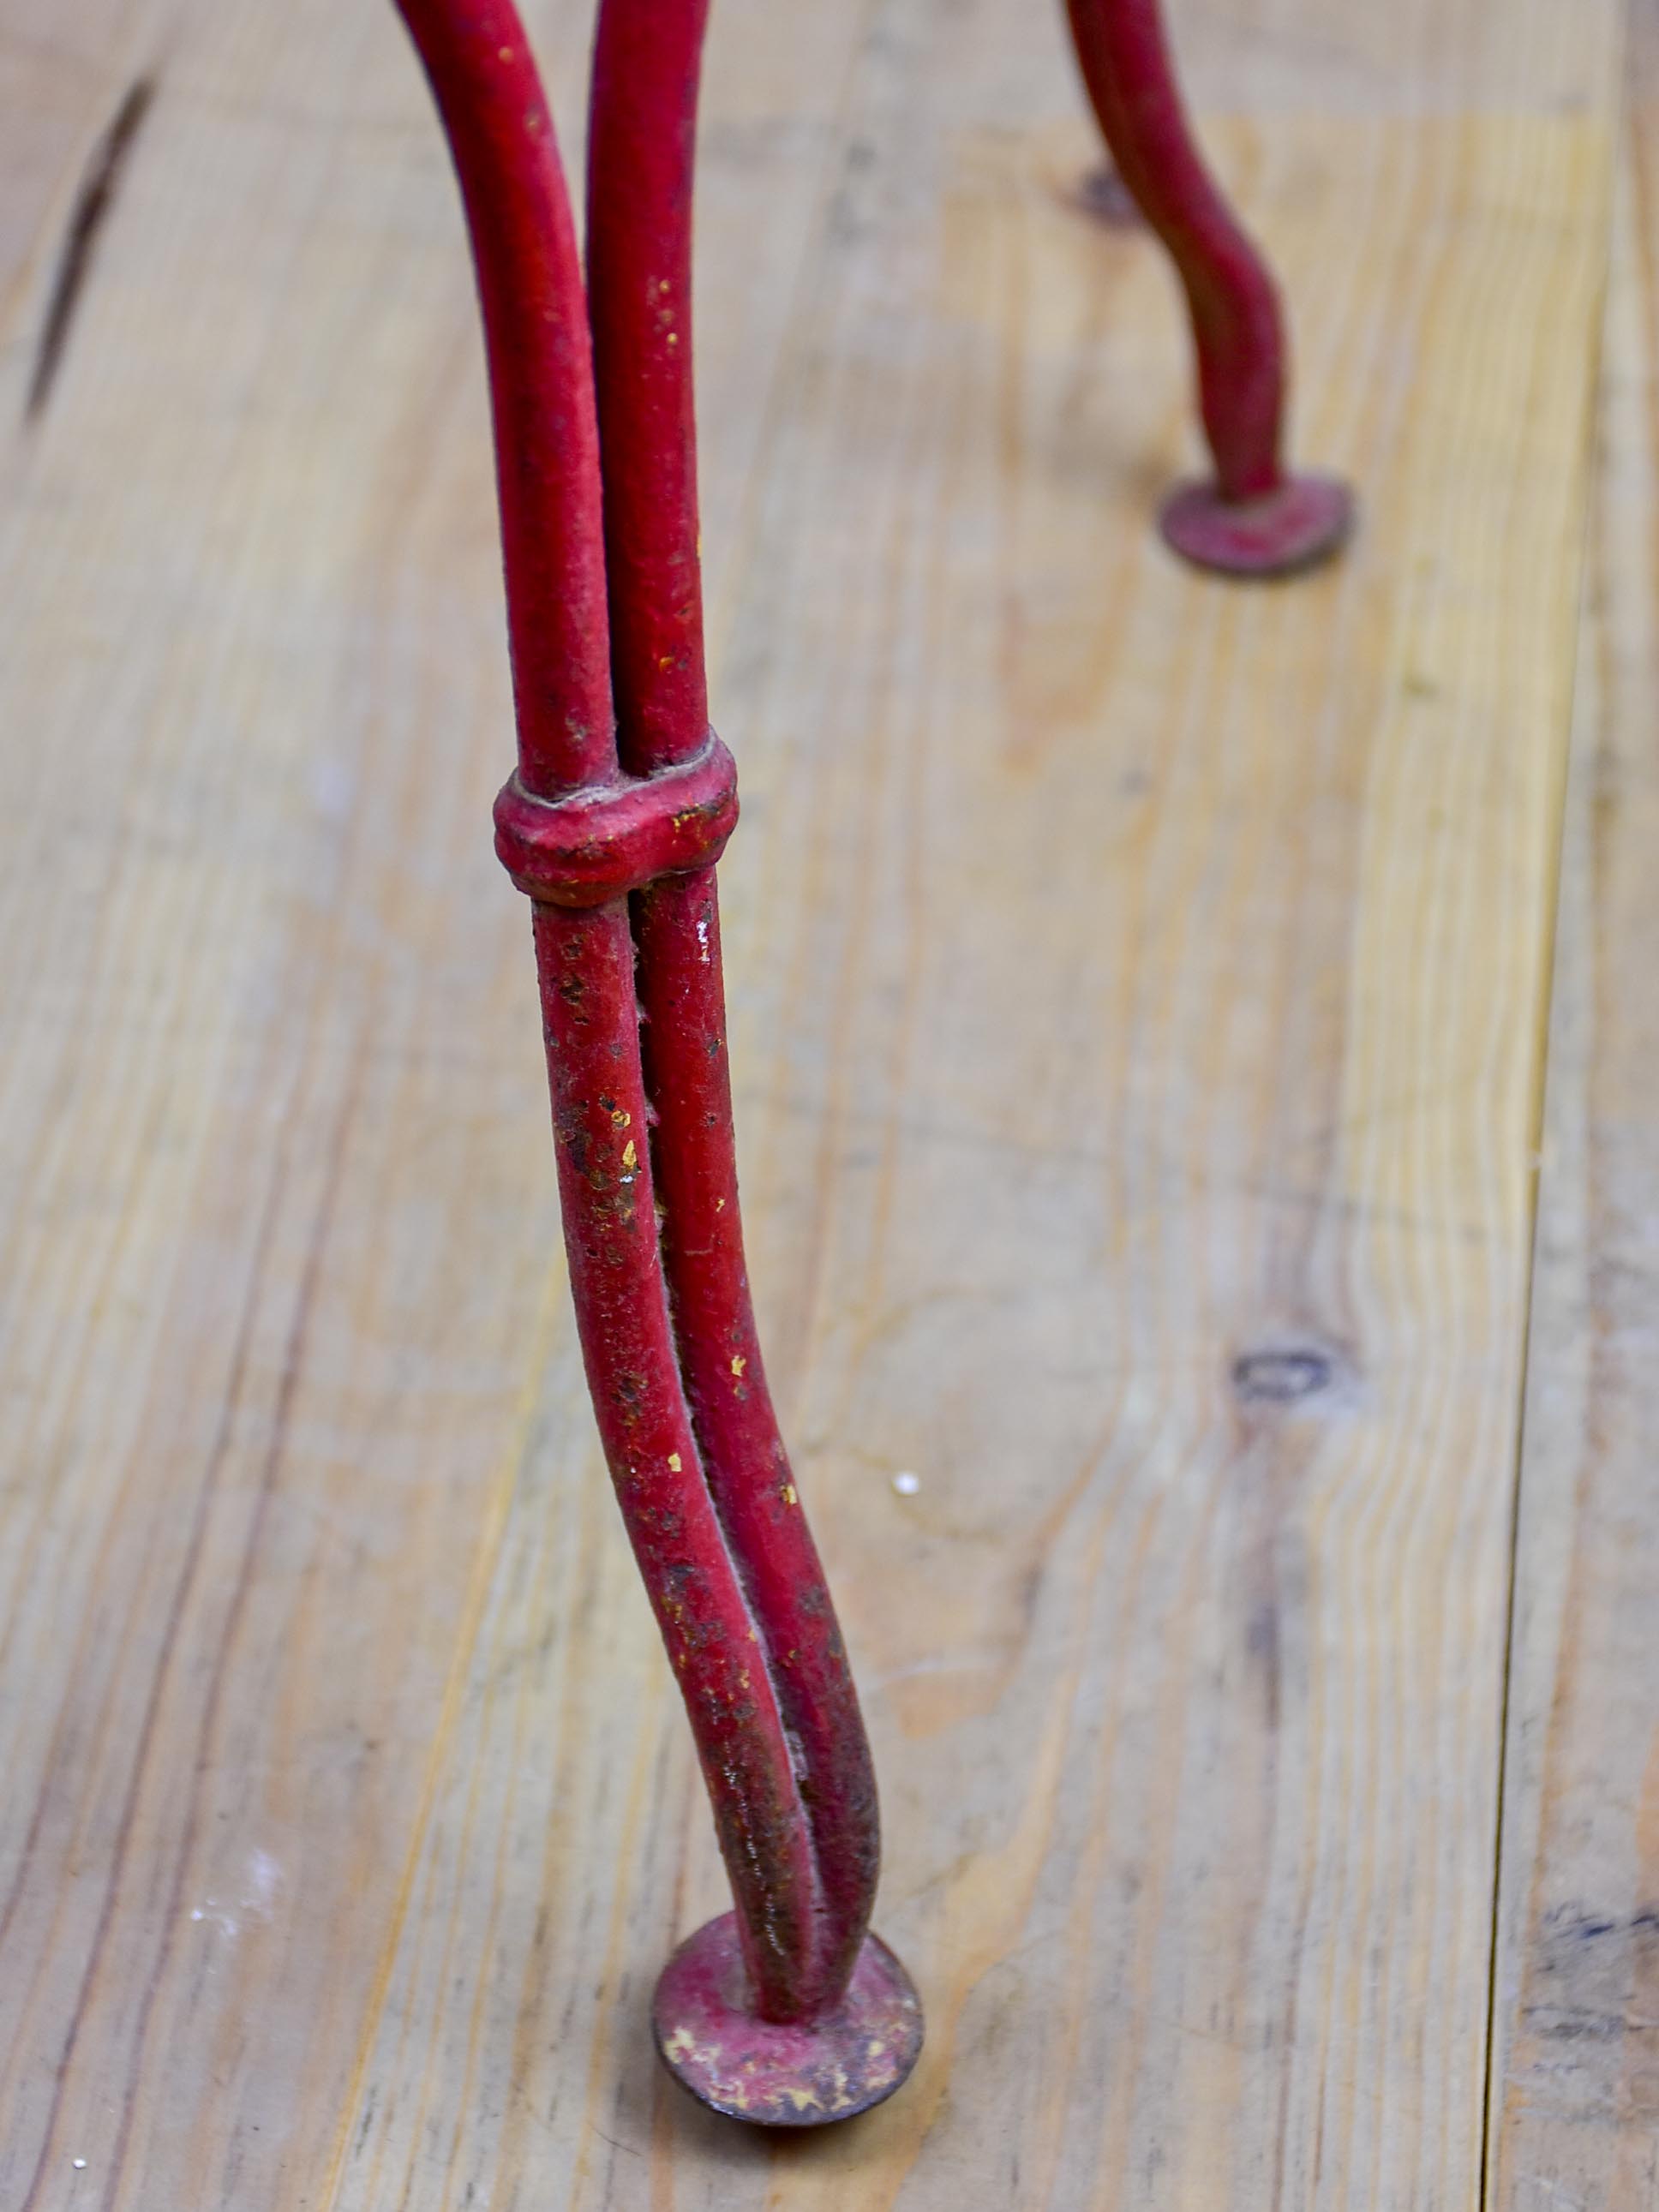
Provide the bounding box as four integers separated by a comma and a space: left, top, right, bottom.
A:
391, 0, 919, 2120
1063, 0, 1352, 574
586, 0, 880, 2015
391, 0, 614, 792
392, 0, 825, 2018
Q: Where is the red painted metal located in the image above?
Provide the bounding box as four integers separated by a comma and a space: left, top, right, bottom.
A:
391, 0, 613, 794
1158, 469, 1350, 578
392, 0, 918, 2122
1063, 0, 1352, 576
584, 0, 711, 776
530, 896, 825, 2018
652, 1912, 924, 2125
494, 732, 739, 906
586, 0, 888, 2037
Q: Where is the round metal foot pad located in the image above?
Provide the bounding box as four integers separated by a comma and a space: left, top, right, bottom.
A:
1159, 470, 1353, 577
652, 1913, 924, 2127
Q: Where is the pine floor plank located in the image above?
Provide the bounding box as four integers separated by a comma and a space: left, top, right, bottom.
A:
0, 2, 1620, 2207
1488, 6, 1659, 2206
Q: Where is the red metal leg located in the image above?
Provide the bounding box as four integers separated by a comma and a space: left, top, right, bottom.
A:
586, 0, 887, 2012
1063, 0, 1352, 576
392, 0, 920, 2127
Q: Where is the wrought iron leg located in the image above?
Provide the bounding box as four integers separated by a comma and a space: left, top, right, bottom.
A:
392, 0, 922, 2129
1064, 0, 1354, 575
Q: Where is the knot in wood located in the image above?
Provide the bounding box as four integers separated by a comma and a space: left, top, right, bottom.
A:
494, 732, 739, 907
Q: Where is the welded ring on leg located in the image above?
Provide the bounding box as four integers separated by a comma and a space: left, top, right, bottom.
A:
494, 730, 739, 906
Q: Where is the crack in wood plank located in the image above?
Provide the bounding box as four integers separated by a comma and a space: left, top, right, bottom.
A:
25, 72, 155, 425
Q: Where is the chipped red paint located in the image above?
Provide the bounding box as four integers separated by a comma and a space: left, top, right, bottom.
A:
653, 1912, 924, 2127
1063, 0, 1353, 575
392, 0, 918, 2119
392, 1, 613, 794
493, 732, 740, 906
587, 0, 885, 2021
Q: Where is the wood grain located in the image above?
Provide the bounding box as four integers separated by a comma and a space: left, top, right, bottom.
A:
0, 1, 1620, 2205
1487, 5, 1659, 2206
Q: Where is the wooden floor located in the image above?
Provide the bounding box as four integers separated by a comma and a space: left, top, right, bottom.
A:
0, 0, 1652, 2203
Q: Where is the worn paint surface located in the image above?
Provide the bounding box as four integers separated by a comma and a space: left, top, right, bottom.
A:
653, 1913, 923, 2125
1063, 0, 1353, 571
397, 0, 895, 2072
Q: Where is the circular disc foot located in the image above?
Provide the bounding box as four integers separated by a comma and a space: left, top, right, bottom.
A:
1159, 470, 1353, 577
652, 1913, 924, 2127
